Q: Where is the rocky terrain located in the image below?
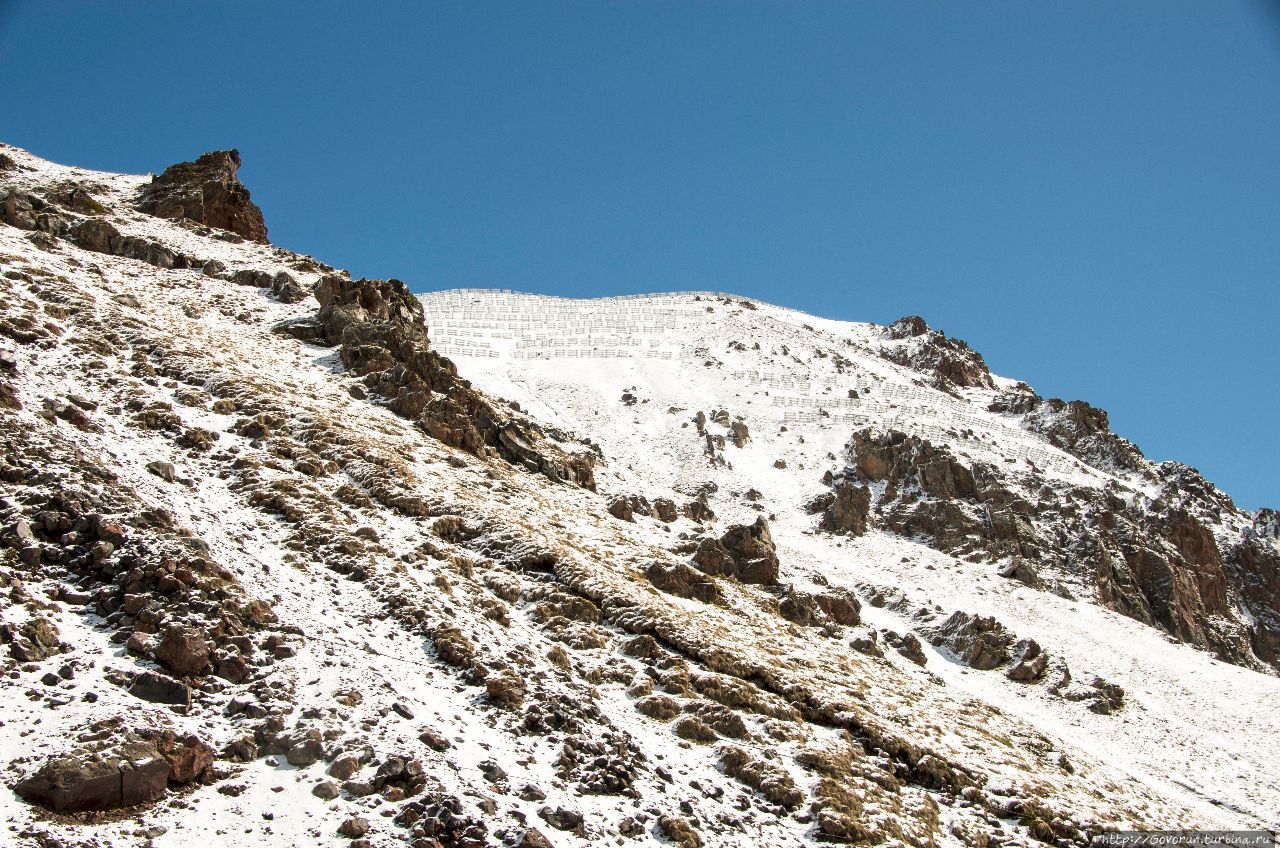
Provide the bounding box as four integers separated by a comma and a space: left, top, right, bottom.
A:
0, 142, 1277, 848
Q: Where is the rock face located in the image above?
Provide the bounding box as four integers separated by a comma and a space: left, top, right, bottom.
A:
154, 626, 212, 677
839, 427, 1272, 671
312, 274, 596, 489
691, 516, 779, 585
15, 739, 169, 812
135, 150, 268, 243
810, 477, 871, 536
988, 390, 1146, 475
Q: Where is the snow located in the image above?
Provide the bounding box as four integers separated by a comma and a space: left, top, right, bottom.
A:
422, 287, 1280, 831
0, 142, 1275, 848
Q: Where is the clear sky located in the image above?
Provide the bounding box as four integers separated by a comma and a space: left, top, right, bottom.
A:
2, 1, 1276, 509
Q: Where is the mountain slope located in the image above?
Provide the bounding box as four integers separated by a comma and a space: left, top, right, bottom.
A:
0, 143, 1276, 848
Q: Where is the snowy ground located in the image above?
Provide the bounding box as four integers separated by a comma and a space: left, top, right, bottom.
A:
0, 143, 1275, 848
422, 288, 1280, 831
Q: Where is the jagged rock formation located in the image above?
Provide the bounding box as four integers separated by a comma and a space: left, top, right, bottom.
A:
1, 142, 1278, 847
833, 426, 1272, 670
879, 314, 995, 393
135, 150, 268, 243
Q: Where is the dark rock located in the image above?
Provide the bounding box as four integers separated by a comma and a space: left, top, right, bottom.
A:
328, 755, 360, 781
146, 460, 178, 482
646, 561, 722, 604
653, 498, 679, 523
15, 739, 169, 812
311, 274, 596, 489
998, 557, 1044, 589
1, 188, 39, 230
881, 315, 995, 391
4, 617, 62, 662
924, 611, 1014, 670
485, 671, 526, 709
272, 317, 327, 343
817, 479, 872, 536
312, 780, 340, 800
70, 217, 120, 253
1088, 678, 1126, 714
815, 588, 861, 626
271, 271, 307, 303
158, 733, 214, 784
127, 671, 191, 708
691, 516, 779, 585
537, 806, 584, 832
338, 816, 371, 838
135, 150, 269, 243
285, 729, 326, 767
515, 828, 557, 848
155, 626, 211, 677
897, 632, 928, 666
1006, 639, 1048, 683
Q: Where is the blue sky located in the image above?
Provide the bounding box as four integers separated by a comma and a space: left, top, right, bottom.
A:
2, 1, 1277, 508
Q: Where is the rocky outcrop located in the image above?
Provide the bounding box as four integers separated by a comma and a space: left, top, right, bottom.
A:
809, 477, 871, 536
1228, 510, 1280, 666
311, 274, 596, 489
135, 150, 268, 243
842, 427, 1271, 671
691, 517, 779, 585
988, 390, 1147, 475
923, 611, 1014, 669
879, 315, 995, 392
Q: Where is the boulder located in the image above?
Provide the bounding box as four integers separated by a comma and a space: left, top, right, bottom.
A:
159, 733, 214, 784
154, 626, 212, 677
271, 271, 307, 303
818, 479, 872, 536
15, 739, 169, 812
127, 671, 191, 708
924, 611, 1014, 670
1006, 639, 1048, 683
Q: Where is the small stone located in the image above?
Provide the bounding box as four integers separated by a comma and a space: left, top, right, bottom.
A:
312, 780, 340, 801
338, 816, 371, 838
538, 806, 584, 832
146, 461, 178, 482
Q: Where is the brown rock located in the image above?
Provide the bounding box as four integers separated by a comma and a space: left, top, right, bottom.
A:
160, 733, 214, 784
691, 516, 779, 585
127, 671, 191, 708
819, 479, 872, 536
15, 739, 169, 812
338, 816, 371, 838
328, 755, 360, 781
155, 626, 212, 677
135, 150, 269, 242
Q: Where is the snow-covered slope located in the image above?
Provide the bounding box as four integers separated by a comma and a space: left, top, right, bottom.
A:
0, 142, 1277, 848
421, 289, 1280, 829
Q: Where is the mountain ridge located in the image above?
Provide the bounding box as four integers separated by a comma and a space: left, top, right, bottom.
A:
0, 143, 1276, 848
